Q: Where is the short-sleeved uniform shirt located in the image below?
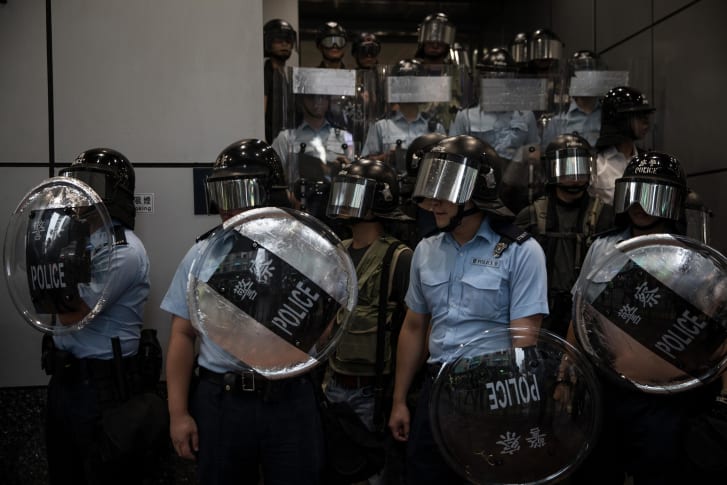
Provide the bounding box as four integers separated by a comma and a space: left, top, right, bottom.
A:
54, 226, 150, 359
449, 108, 540, 161
161, 235, 250, 374
541, 100, 602, 148
406, 217, 549, 363
361, 111, 445, 157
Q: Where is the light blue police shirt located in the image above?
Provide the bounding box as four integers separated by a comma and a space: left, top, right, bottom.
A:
571, 228, 630, 302
361, 110, 446, 156
542, 99, 602, 148
54, 226, 150, 359
160, 233, 250, 374
271, 120, 353, 179
406, 217, 549, 363
449, 108, 539, 160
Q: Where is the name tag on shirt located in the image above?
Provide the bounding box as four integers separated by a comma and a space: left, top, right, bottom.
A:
472, 257, 499, 268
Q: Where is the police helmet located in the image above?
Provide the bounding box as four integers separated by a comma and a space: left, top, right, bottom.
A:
613, 151, 687, 226
316, 21, 348, 50
405, 133, 448, 178
413, 135, 513, 219
569, 50, 602, 71
206, 139, 287, 213
327, 158, 402, 220
528, 28, 564, 63
59, 148, 136, 229
597, 86, 655, 148
510, 32, 529, 65
477, 47, 517, 76
263, 18, 297, 58
391, 58, 424, 77
417, 13, 456, 47
351, 32, 381, 58
544, 133, 594, 186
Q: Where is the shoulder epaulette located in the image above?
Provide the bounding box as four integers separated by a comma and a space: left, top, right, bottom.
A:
489, 220, 532, 258
113, 225, 128, 246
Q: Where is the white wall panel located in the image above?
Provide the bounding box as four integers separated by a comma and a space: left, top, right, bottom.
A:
0, 0, 49, 162
0, 168, 54, 386
52, 0, 264, 163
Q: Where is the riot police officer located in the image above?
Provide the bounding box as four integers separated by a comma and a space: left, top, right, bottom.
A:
45, 148, 154, 484
388, 135, 548, 483
361, 59, 446, 163
162, 139, 324, 484
515, 134, 614, 338
569, 151, 721, 484
264, 18, 297, 143
589, 86, 655, 205
316, 21, 348, 69
325, 158, 413, 483
541, 50, 605, 148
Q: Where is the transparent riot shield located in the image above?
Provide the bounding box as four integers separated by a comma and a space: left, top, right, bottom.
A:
430, 327, 601, 484
467, 73, 551, 214
573, 234, 727, 393
361, 64, 452, 175
4, 177, 115, 334
272, 67, 357, 192
346, 67, 388, 155
541, 68, 629, 149
188, 207, 357, 379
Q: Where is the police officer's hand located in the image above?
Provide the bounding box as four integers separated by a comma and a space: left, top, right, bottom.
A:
171, 412, 199, 460
388, 401, 410, 442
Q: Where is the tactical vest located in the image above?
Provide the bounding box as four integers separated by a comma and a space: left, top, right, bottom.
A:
528, 195, 603, 273
329, 236, 409, 376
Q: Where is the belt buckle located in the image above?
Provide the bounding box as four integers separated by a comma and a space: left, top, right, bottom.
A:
240, 370, 256, 392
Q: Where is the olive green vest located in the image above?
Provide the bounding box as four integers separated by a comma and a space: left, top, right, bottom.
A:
329, 236, 409, 376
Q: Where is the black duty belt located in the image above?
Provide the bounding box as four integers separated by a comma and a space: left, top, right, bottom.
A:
198, 366, 268, 393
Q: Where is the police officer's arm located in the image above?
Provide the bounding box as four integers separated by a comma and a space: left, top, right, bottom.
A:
389, 308, 430, 442
510, 315, 543, 347
56, 301, 91, 326
166, 315, 199, 460
508, 237, 548, 347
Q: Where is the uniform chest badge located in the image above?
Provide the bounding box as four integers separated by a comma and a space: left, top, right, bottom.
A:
472, 257, 499, 268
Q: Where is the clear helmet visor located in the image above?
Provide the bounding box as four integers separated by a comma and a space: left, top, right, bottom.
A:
326, 175, 376, 219
418, 21, 456, 46
206, 176, 268, 212
60, 169, 113, 199
613, 180, 683, 221
549, 149, 593, 184
412, 152, 479, 205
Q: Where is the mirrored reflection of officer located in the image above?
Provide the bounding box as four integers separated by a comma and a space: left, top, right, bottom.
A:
325, 158, 413, 484
414, 12, 462, 131
272, 93, 354, 186
589, 86, 655, 205
541, 50, 605, 148
450, 48, 540, 162
45, 148, 155, 484
388, 135, 548, 483
264, 18, 297, 144
162, 139, 324, 484
515, 134, 613, 338
568, 152, 720, 484
361, 59, 446, 166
